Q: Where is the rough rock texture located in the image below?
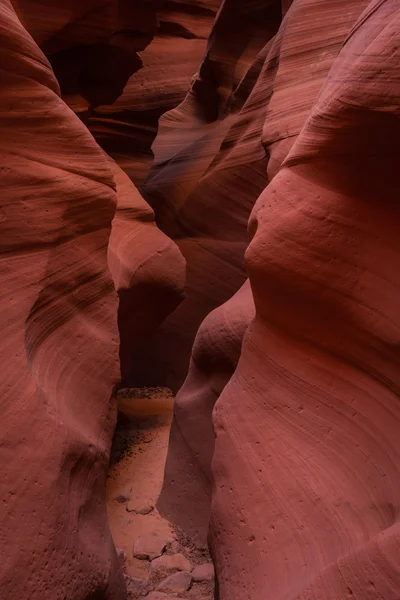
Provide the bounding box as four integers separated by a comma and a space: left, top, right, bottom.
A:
133, 532, 173, 560
125, 575, 149, 598
160, 0, 400, 598
146, 593, 176, 600
0, 1, 125, 598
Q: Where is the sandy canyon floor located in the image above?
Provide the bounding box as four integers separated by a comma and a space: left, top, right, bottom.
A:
106, 388, 215, 600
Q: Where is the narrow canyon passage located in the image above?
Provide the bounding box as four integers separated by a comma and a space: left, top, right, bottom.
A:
106, 388, 215, 600
0, 1, 399, 599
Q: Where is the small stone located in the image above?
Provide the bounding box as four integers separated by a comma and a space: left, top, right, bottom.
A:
150, 553, 192, 574
157, 571, 192, 594
124, 575, 149, 598
115, 547, 126, 564
126, 498, 154, 515
192, 562, 215, 582
133, 532, 173, 560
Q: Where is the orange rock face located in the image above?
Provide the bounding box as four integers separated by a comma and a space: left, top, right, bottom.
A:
159, 0, 400, 598
88, 0, 222, 186
0, 2, 124, 598
13, 0, 160, 107
157, 0, 371, 530
0, 1, 185, 598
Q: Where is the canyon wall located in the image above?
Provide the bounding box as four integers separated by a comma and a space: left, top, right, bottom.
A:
158, 0, 372, 536
13, 0, 220, 187
0, 2, 124, 597
0, 0, 186, 597
160, 0, 400, 598
107, 158, 185, 385
88, 0, 222, 187
212, 2, 400, 595
136, 0, 283, 389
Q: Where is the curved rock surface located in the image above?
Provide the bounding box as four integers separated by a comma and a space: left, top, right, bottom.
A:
89, 0, 222, 187
13, 0, 160, 108
12, 0, 190, 385
0, 2, 125, 598
159, 0, 400, 597
2, 0, 399, 599
1, 1, 190, 594
107, 158, 185, 385
157, 0, 374, 535
138, 0, 375, 390
210, 2, 400, 599
26, 0, 223, 187
137, 0, 283, 389
158, 281, 254, 543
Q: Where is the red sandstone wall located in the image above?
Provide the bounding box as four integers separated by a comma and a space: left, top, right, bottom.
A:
159, 1, 400, 598
0, 2, 125, 597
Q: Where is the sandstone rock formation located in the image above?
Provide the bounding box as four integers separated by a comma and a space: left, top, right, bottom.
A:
2, 0, 399, 598
16, 0, 221, 189
159, 0, 400, 598
158, 281, 254, 543
12, 0, 213, 189
13, 0, 160, 108
107, 159, 185, 385
0, 2, 125, 598
157, 0, 373, 535
138, 0, 375, 390
135, 0, 283, 389
88, 0, 222, 186
0, 0, 186, 597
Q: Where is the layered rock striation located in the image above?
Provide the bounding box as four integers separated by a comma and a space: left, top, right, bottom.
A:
0, 2, 124, 597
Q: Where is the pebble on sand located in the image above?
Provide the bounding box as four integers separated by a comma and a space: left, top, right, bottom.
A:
150, 553, 192, 574
191, 562, 215, 582
157, 571, 192, 593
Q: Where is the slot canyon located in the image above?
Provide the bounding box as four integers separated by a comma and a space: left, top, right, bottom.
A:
0, 0, 399, 598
